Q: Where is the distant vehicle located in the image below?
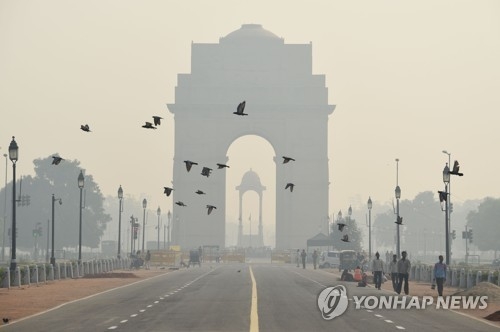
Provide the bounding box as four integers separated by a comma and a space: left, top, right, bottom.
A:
339, 250, 358, 271
319, 251, 340, 269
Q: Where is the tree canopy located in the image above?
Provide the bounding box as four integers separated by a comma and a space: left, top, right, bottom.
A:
0, 155, 111, 252
466, 197, 500, 253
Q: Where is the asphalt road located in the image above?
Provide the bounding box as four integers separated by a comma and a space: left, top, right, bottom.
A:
1, 263, 498, 332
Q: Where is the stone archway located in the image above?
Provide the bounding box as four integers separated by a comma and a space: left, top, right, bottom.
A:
167, 24, 334, 250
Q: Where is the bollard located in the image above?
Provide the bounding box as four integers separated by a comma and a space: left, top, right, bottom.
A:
446, 267, 451, 286
41, 264, 46, 283
61, 262, 67, 279
49, 264, 54, 281
415, 265, 420, 281
467, 270, 473, 289
56, 263, 61, 280
488, 271, 494, 284
24, 266, 31, 286
34, 265, 39, 285
69, 263, 74, 279
452, 269, 457, 287
460, 268, 466, 288
75, 263, 80, 278
3, 269, 11, 288
476, 271, 482, 286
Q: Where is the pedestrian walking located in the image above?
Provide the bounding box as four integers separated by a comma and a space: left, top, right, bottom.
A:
397, 251, 411, 295
388, 254, 399, 292
296, 249, 300, 267
312, 250, 318, 269
433, 255, 447, 297
372, 252, 384, 290
301, 249, 307, 269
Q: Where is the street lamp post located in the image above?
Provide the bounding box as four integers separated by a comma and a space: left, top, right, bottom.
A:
443, 163, 451, 265
2, 153, 7, 262
142, 199, 147, 252
157, 206, 161, 251
130, 215, 135, 256
50, 194, 62, 266
117, 185, 123, 259
8, 137, 18, 271
367, 197, 372, 260
77, 170, 84, 264
395, 185, 401, 258
167, 210, 171, 250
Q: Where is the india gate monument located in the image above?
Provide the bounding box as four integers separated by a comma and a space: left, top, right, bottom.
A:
167, 24, 335, 250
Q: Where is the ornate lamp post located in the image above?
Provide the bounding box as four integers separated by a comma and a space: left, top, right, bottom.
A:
50, 194, 62, 266
8, 137, 18, 271
157, 206, 161, 251
2, 153, 7, 262
77, 170, 84, 264
367, 196, 372, 260
443, 163, 451, 265
142, 198, 147, 252
117, 185, 123, 259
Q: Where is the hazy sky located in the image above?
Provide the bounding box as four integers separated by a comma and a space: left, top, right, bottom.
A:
1, 1, 499, 247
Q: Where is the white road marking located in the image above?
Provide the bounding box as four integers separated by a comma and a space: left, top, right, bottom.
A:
366, 310, 373, 312
139, 309, 145, 312
385, 320, 393, 323
147, 305, 153, 308
154, 301, 159, 303
396, 326, 405, 330
249, 266, 259, 332
374, 314, 384, 318
130, 314, 137, 317
120, 320, 128, 323
108, 327, 117, 330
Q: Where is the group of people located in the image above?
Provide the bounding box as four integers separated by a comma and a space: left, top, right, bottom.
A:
371, 251, 448, 296
372, 251, 411, 294
295, 249, 320, 269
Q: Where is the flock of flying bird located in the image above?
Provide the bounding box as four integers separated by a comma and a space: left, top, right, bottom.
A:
50, 100, 298, 218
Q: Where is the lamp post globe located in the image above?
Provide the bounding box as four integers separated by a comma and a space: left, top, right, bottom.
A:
142, 199, 147, 252
77, 171, 84, 264
117, 185, 123, 259
8, 136, 18, 272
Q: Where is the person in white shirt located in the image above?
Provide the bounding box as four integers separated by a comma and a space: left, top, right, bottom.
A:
388, 254, 399, 292
397, 251, 411, 295
371, 252, 384, 290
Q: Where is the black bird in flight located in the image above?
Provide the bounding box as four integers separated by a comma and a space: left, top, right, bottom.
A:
175, 201, 187, 207
52, 156, 64, 165
285, 183, 295, 192
163, 187, 173, 197
338, 223, 346, 232
341, 234, 349, 242
233, 101, 248, 116
142, 122, 157, 129
80, 124, 91, 132
395, 216, 403, 225
195, 190, 206, 195
184, 160, 198, 172
201, 167, 212, 178
217, 163, 230, 169
207, 205, 217, 215
152, 116, 163, 126
438, 191, 447, 202
282, 156, 295, 164
2, 318, 9, 324
449, 160, 464, 176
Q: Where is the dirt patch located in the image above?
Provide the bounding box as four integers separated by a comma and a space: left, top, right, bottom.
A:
485, 310, 500, 321
453, 282, 500, 302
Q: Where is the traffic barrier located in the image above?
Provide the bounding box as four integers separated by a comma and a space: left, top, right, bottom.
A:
23, 266, 30, 286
